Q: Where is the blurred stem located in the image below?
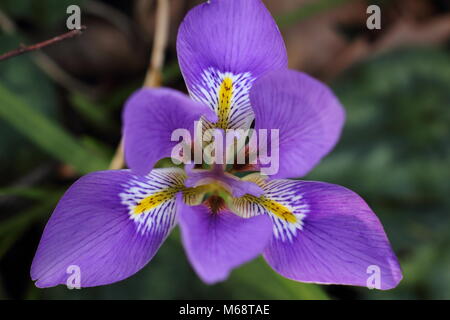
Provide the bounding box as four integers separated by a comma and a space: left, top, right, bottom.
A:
109, 0, 170, 170
143, 0, 170, 88
109, 138, 125, 170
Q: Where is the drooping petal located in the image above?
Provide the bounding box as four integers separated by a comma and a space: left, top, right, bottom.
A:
184, 164, 263, 198
31, 168, 186, 288
177, 0, 288, 130
250, 69, 345, 179
231, 174, 402, 290
123, 88, 217, 176
178, 197, 272, 284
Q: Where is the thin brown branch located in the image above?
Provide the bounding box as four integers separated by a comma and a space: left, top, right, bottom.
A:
0, 10, 94, 96
109, 0, 170, 170
0, 26, 87, 62
143, 0, 170, 88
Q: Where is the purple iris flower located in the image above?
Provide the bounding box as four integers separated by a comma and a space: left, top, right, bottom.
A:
31, 0, 402, 289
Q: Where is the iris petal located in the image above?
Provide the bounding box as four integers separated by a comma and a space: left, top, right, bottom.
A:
251, 69, 345, 179
178, 197, 272, 284
177, 0, 287, 130
31, 169, 185, 288
231, 174, 403, 290
123, 88, 217, 176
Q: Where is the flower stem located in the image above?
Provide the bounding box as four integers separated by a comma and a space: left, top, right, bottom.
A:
143, 0, 170, 88
109, 0, 170, 170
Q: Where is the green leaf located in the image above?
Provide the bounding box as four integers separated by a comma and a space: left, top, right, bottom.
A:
0, 34, 59, 183
0, 83, 109, 174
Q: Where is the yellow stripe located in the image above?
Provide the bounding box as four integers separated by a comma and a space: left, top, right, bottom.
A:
260, 198, 297, 223
133, 187, 182, 215
133, 184, 226, 215
216, 77, 233, 129
243, 195, 297, 223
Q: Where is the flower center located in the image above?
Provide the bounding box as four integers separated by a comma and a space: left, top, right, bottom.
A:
203, 195, 227, 214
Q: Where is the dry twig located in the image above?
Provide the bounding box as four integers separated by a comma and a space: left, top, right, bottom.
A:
143, 0, 170, 88
0, 27, 86, 62
109, 0, 170, 170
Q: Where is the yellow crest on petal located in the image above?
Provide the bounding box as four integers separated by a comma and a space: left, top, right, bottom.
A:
133, 187, 182, 215
216, 77, 233, 129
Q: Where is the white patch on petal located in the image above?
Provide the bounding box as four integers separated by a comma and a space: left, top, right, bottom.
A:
189, 67, 255, 130
119, 169, 186, 236
231, 175, 309, 243
264, 179, 309, 242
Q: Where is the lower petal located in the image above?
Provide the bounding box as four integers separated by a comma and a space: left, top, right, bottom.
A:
178, 198, 272, 284
231, 175, 402, 289
31, 169, 185, 288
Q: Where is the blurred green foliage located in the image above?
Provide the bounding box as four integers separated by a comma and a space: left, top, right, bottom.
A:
0, 84, 109, 174
307, 48, 450, 299
0, 189, 62, 260
0, 35, 58, 183
0, 0, 85, 28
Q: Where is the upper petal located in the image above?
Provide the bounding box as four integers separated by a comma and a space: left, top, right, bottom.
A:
251, 69, 345, 179
231, 175, 402, 290
123, 88, 216, 176
178, 197, 272, 284
31, 168, 185, 288
177, 0, 287, 130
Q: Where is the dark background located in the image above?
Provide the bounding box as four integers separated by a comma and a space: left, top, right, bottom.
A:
0, 0, 449, 299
